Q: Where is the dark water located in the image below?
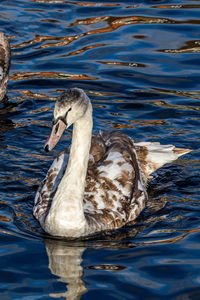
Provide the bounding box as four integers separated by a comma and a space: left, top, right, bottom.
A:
0, 0, 199, 299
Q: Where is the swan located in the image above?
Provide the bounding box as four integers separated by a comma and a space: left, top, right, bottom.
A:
33, 88, 190, 238
0, 31, 10, 101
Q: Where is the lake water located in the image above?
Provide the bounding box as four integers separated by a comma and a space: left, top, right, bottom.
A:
0, 0, 199, 299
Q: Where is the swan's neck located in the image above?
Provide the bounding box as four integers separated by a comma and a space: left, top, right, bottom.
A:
45, 104, 93, 237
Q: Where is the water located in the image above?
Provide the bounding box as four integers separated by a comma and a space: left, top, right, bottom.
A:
0, 0, 199, 299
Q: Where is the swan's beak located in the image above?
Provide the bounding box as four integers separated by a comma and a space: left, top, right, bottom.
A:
44, 121, 67, 152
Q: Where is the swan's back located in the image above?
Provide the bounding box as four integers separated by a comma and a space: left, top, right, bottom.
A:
84, 131, 148, 231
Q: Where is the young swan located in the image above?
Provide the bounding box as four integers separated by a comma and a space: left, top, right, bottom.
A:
34, 88, 190, 239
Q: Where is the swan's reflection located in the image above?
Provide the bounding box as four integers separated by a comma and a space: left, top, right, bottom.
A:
43, 176, 182, 300
44, 239, 87, 300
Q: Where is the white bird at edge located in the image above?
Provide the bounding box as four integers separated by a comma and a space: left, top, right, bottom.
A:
0, 31, 10, 102
33, 88, 191, 239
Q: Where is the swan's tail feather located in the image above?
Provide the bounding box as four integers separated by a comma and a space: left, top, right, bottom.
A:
135, 142, 191, 178
173, 147, 191, 157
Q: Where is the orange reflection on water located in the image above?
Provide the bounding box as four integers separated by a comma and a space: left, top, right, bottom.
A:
88, 90, 117, 97
0, 215, 11, 222
159, 40, 200, 54
143, 228, 200, 245
0, 229, 16, 236
129, 119, 169, 126
72, 16, 109, 26
41, 19, 60, 23
63, 43, 106, 57
73, 2, 119, 7
10, 71, 97, 81
39, 35, 78, 49
145, 87, 200, 101
110, 119, 169, 130
85, 15, 171, 35
33, 0, 67, 3
152, 100, 200, 112
20, 89, 117, 99
33, 0, 119, 6
111, 123, 135, 129
16, 212, 28, 219
7, 145, 21, 151
153, 4, 200, 9
29, 107, 52, 115
20, 90, 57, 101
12, 34, 65, 49
98, 60, 146, 68
12, 14, 175, 52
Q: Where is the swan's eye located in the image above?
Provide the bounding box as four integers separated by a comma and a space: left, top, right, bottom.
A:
55, 123, 59, 134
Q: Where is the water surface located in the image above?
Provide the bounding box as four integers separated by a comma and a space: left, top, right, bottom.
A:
0, 0, 199, 299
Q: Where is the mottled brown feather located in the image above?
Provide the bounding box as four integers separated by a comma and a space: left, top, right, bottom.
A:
34, 131, 148, 234
0, 32, 10, 101
83, 131, 148, 231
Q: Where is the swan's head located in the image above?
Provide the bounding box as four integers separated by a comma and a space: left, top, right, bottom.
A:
44, 88, 90, 152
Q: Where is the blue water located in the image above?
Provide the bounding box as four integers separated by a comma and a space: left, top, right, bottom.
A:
0, 0, 199, 299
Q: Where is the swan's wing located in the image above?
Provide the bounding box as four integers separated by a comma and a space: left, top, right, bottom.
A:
84, 131, 148, 230
0, 32, 10, 101
33, 150, 69, 223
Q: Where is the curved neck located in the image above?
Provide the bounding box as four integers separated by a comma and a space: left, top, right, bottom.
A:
65, 104, 93, 194
45, 103, 93, 237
